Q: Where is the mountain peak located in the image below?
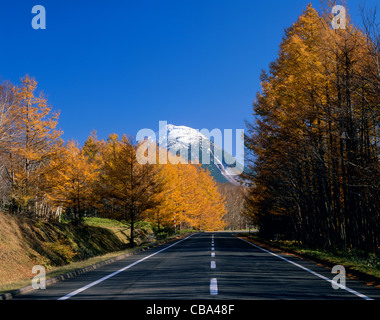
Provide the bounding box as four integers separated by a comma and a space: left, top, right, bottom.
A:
157, 123, 243, 185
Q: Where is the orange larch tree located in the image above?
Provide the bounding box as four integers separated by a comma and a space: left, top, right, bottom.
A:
7, 75, 62, 215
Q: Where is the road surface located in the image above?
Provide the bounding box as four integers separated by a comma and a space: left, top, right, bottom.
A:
15, 232, 380, 300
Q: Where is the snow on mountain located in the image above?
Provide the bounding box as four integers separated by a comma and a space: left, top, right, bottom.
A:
157, 124, 244, 184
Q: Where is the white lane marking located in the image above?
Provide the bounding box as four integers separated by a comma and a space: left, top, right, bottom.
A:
211, 261, 216, 269
238, 237, 373, 300
211, 252, 215, 257
58, 234, 194, 300
210, 278, 218, 295
211, 247, 215, 251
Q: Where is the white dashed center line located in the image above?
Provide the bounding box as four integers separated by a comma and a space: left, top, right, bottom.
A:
210, 234, 218, 296
210, 278, 218, 295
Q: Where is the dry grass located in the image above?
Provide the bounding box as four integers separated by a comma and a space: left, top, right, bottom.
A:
0, 213, 49, 290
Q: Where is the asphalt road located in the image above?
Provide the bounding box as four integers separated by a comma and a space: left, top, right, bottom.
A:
15, 232, 380, 300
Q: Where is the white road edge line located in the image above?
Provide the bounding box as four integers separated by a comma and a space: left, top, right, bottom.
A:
57, 234, 194, 300
238, 237, 373, 300
210, 278, 218, 295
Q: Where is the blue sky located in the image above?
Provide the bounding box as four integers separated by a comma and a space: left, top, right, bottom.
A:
0, 0, 377, 144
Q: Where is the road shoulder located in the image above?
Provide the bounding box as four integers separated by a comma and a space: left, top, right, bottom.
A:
235, 233, 380, 289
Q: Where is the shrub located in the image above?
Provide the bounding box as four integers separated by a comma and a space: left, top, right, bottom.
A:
43, 238, 77, 264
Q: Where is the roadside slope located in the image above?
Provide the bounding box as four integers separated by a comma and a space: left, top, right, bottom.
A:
0, 213, 153, 292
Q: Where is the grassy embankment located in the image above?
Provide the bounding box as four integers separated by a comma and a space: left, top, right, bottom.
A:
0, 213, 187, 294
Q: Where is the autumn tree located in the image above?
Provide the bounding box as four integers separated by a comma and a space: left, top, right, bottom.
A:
43, 139, 100, 224
97, 134, 163, 246
149, 151, 226, 232
0, 81, 16, 207
0, 75, 227, 233
244, 3, 380, 251
193, 167, 226, 231
148, 156, 180, 231
217, 182, 247, 230
3, 75, 62, 215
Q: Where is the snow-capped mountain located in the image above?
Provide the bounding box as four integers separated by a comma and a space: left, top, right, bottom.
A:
157, 123, 244, 184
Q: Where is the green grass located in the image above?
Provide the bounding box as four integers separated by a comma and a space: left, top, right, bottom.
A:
83, 217, 127, 228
